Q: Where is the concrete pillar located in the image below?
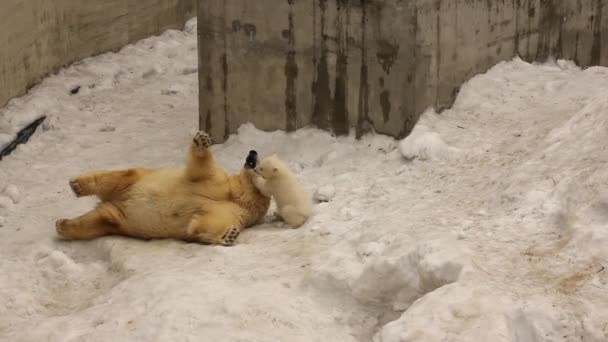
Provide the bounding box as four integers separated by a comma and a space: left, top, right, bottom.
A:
198, 1, 229, 142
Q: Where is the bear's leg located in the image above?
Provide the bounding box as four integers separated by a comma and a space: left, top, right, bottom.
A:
186, 204, 242, 246
185, 131, 223, 182
69, 168, 148, 201
55, 203, 124, 240
279, 205, 308, 228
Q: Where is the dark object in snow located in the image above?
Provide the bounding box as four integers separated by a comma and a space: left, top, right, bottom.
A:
0, 116, 46, 161
244, 150, 258, 169
70, 86, 81, 95
99, 126, 116, 132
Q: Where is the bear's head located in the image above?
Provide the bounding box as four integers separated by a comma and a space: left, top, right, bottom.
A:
254, 154, 285, 180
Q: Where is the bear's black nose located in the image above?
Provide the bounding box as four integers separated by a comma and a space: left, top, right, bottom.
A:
244, 150, 258, 169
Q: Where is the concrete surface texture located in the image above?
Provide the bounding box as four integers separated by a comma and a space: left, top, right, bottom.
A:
0, 0, 196, 108
198, 0, 608, 142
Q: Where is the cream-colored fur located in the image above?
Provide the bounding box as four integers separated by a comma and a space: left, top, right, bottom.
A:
253, 155, 312, 228
56, 131, 270, 246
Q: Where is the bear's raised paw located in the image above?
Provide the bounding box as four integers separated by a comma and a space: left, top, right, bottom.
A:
193, 131, 213, 149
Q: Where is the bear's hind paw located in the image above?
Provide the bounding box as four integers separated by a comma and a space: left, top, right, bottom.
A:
69, 179, 86, 197
219, 226, 241, 246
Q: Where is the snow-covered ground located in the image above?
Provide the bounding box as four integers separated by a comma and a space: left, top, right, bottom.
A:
1, 18, 607, 341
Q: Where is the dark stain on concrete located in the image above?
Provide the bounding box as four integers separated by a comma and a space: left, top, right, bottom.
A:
435, 0, 442, 109
526, 0, 534, 59
397, 0, 418, 140
379, 90, 391, 123
356, 64, 370, 138
221, 0, 229, 140
221, 52, 229, 141
232, 20, 241, 32
312, 0, 331, 130
205, 109, 212, 132
311, 0, 317, 124
517, 0, 536, 60
537, 0, 563, 61
356, 0, 372, 138
555, 3, 564, 60
376, 40, 399, 74
590, 0, 602, 65
574, 0, 582, 64
514, 0, 520, 56
285, 0, 298, 131
23, 55, 31, 72
515, 0, 535, 61
243, 23, 257, 40
206, 75, 213, 92
332, 0, 350, 135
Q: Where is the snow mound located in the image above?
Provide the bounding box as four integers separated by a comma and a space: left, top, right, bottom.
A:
398, 111, 464, 161
314, 184, 335, 202
0, 195, 15, 210
374, 284, 574, 342
496, 74, 608, 266
399, 129, 459, 161
312, 237, 471, 312
352, 238, 471, 310
2, 185, 20, 204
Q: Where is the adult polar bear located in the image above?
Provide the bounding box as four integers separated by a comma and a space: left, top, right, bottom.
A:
55, 131, 270, 246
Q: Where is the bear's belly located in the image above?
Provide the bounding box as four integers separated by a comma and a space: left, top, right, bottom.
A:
120, 169, 205, 238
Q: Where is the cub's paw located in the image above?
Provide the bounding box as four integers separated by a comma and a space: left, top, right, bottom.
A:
193, 131, 213, 149
219, 226, 241, 246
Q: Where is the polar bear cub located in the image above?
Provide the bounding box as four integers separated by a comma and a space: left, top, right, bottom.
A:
253, 155, 312, 228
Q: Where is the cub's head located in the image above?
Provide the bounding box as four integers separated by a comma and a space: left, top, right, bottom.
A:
254, 154, 285, 180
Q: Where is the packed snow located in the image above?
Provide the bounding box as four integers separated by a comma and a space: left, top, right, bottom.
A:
1, 18, 607, 341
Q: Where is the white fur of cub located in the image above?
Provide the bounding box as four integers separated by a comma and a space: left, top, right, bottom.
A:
253, 155, 312, 228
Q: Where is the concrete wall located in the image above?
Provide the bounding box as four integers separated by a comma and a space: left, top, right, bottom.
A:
0, 0, 196, 108
198, 0, 608, 142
